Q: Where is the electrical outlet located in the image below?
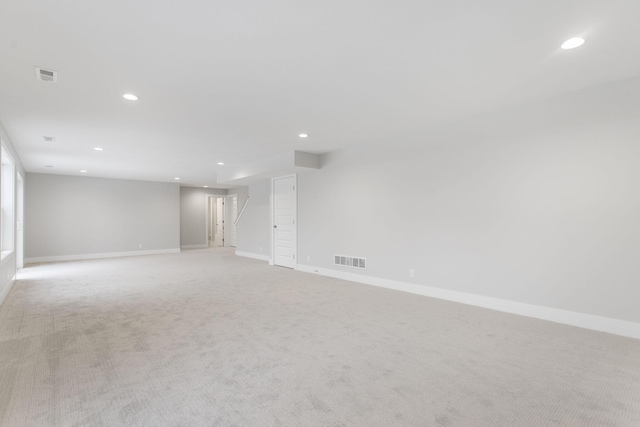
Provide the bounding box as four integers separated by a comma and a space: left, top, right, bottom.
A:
409, 268, 415, 278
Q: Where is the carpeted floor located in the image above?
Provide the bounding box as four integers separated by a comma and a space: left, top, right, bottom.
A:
0, 248, 639, 426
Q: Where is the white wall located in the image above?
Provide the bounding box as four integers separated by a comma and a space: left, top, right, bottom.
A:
25, 173, 180, 262
0, 121, 25, 306
179, 186, 227, 248
227, 186, 249, 218
236, 75, 640, 327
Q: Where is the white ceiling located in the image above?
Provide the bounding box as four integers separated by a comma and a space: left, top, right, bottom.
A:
1, 0, 640, 188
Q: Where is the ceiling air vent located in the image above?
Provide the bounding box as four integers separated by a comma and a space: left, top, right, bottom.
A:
35, 67, 57, 83
43, 136, 55, 142
334, 254, 366, 269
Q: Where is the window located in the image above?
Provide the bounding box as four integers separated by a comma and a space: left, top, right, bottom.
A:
1, 147, 15, 257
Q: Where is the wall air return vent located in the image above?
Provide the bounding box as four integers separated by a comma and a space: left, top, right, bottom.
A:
35, 67, 58, 83
334, 254, 366, 269
43, 136, 55, 142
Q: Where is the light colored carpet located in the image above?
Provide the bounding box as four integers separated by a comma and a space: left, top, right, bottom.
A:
1, 248, 639, 427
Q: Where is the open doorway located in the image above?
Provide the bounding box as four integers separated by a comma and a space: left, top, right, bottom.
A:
206, 195, 237, 248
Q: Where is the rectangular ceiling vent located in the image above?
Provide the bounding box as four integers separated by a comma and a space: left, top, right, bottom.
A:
43, 136, 55, 142
35, 67, 57, 83
334, 254, 366, 269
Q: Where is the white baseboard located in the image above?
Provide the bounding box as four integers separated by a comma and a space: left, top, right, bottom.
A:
0, 277, 16, 307
25, 248, 181, 265
295, 264, 640, 340
181, 244, 209, 250
236, 251, 270, 262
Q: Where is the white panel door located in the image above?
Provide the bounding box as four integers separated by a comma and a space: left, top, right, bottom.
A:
273, 175, 296, 268
215, 198, 224, 247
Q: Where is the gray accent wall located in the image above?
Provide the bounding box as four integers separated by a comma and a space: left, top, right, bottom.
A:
25, 173, 180, 260
236, 76, 640, 324
179, 187, 227, 248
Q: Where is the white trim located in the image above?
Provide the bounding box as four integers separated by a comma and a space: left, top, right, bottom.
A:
295, 264, 640, 340
0, 250, 14, 261
0, 277, 15, 307
25, 248, 181, 264
180, 244, 208, 250
236, 251, 270, 262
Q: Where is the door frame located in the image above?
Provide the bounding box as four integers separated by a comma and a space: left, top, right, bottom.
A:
16, 172, 24, 269
205, 195, 234, 247
271, 174, 297, 267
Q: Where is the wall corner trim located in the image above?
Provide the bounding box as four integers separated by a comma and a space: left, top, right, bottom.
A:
25, 248, 181, 265
235, 251, 270, 262
294, 264, 640, 340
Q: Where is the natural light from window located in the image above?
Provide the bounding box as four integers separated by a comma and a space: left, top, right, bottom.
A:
1, 147, 15, 258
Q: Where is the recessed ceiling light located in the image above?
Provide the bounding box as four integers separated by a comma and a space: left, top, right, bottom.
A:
174, 177, 180, 180
123, 93, 138, 101
561, 37, 585, 50
217, 162, 224, 165
203, 185, 209, 188
80, 170, 87, 173
298, 133, 309, 138
94, 147, 104, 151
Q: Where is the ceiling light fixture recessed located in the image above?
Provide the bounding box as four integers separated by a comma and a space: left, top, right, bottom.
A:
203, 185, 208, 188
123, 93, 139, 101
80, 170, 87, 173
561, 37, 585, 50
174, 177, 180, 180
217, 162, 224, 165
94, 147, 104, 151
298, 133, 309, 138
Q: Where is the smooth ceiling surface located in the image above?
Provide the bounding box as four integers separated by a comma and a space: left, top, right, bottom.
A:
1, 1, 640, 187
